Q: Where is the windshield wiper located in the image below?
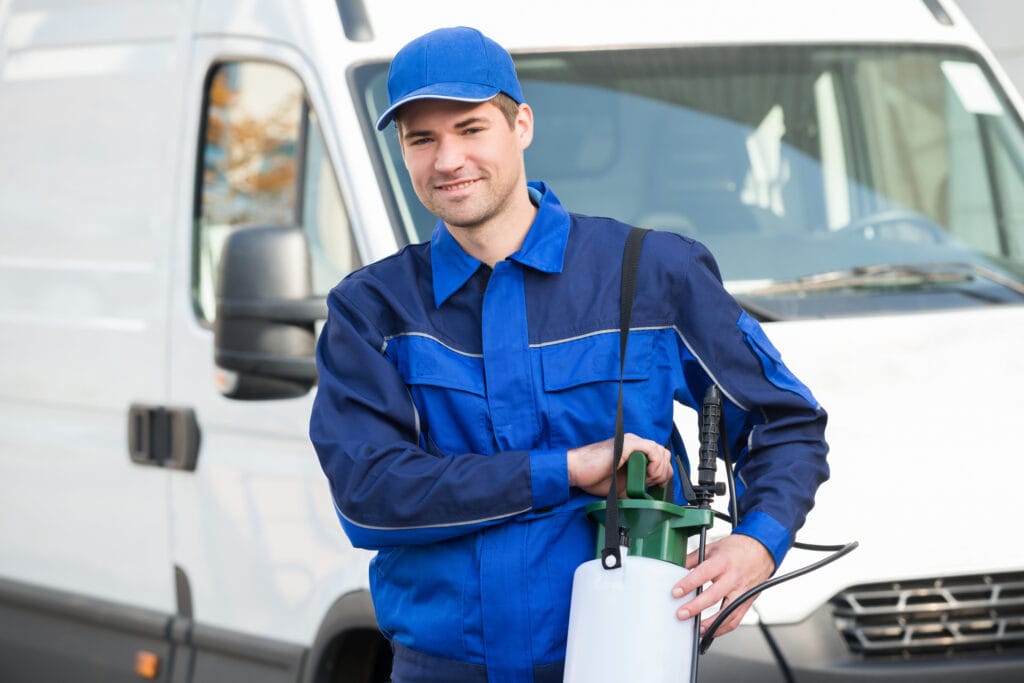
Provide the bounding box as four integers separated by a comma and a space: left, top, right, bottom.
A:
738, 262, 1024, 299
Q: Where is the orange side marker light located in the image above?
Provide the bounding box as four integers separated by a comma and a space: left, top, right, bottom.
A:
134, 650, 160, 679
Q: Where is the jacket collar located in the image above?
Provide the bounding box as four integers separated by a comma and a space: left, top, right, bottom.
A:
431, 181, 570, 308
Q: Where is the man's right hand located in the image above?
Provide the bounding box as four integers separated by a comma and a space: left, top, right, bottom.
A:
566, 433, 672, 497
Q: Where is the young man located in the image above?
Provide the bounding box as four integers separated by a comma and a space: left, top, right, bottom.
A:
310, 26, 829, 683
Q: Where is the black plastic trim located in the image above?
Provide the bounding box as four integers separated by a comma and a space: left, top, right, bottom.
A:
302, 590, 390, 683
693, 622, 787, 683
0, 577, 174, 682
0, 576, 310, 683
335, 0, 373, 42
127, 404, 201, 471
769, 602, 1024, 682
190, 622, 306, 680
923, 0, 955, 26
174, 564, 193, 619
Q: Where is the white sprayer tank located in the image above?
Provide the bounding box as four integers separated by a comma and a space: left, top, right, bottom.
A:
563, 550, 696, 682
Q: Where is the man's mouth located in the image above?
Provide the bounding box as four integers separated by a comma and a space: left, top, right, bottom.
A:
436, 179, 479, 192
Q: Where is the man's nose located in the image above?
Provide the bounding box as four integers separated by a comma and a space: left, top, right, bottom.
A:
434, 135, 465, 173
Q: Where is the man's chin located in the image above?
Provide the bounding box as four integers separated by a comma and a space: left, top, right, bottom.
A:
436, 208, 490, 231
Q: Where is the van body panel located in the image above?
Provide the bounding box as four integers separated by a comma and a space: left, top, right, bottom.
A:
730, 306, 1024, 624
0, 403, 175, 613
358, 1, 976, 51
0, 0, 187, 615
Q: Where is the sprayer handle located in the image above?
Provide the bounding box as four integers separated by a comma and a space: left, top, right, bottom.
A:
698, 385, 722, 487
625, 451, 650, 499
625, 452, 672, 502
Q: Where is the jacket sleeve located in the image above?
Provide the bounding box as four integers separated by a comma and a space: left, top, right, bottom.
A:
309, 284, 569, 551
667, 235, 830, 568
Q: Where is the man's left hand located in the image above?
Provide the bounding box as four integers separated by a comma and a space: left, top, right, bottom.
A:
671, 534, 775, 637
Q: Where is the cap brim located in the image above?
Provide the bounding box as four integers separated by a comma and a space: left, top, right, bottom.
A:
375, 82, 501, 131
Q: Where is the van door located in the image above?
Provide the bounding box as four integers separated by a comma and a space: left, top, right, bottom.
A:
0, 4, 179, 675
166, 36, 369, 675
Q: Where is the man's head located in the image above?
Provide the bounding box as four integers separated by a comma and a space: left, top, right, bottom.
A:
378, 27, 536, 238
375, 26, 524, 132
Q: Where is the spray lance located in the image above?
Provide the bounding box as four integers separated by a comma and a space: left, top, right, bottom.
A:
688, 385, 728, 682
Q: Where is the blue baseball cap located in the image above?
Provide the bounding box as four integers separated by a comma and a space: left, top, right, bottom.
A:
375, 26, 524, 131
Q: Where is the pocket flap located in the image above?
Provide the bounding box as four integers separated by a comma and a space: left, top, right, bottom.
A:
541, 330, 653, 391
392, 335, 486, 396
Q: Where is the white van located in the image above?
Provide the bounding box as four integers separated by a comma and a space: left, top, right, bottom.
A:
2, 1, 1022, 681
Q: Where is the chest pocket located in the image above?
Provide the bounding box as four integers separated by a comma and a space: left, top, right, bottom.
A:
389, 335, 490, 456
540, 330, 654, 445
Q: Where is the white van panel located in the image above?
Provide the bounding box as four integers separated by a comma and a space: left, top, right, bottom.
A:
0, 403, 175, 613
0, 0, 187, 619
357, 0, 981, 53
0, 0, 180, 50
0, 4, 183, 407
751, 306, 1024, 623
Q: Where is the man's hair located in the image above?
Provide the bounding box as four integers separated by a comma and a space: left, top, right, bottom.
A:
395, 93, 520, 133
490, 93, 520, 129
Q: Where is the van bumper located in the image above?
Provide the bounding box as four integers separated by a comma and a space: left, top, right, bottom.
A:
701, 605, 1024, 682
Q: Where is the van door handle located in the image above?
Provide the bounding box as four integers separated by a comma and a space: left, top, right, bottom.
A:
128, 404, 201, 471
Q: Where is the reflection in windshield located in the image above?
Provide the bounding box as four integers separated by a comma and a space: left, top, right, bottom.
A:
738, 261, 1024, 298
357, 45, 1024, 317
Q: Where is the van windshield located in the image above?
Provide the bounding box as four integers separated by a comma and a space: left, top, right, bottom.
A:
355, 45, 1024, 319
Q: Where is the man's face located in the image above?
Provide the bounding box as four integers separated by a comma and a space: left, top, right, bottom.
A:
397, 98, 533, 230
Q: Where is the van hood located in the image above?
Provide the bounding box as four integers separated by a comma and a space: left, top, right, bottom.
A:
731, 305, 1024, 624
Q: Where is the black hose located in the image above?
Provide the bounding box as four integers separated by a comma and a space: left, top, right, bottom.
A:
684, 394, 858, 656
710, 511, 850, 552
719, 413, 740, 527
698, 540, 859, 653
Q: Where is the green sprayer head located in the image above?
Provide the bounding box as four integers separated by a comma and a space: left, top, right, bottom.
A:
586, 452, 713, 566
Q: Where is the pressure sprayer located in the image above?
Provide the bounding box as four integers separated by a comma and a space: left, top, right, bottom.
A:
562, 385, 723, 682
563, 228, 857, 682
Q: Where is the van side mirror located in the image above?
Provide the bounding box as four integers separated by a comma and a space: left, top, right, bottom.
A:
214, 224, 328, 400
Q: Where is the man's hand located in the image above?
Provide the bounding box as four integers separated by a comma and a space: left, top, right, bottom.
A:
567, 433, 672, 497
671, 534, 775, 637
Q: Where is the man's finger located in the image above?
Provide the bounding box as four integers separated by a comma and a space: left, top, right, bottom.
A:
676, 554, 713, 592
699, 596, 731, 636
673, 565, 728, 617
675, 582, 725, 621
701, 596, 751, 637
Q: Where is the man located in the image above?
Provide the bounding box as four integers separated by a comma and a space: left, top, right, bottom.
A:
310, 26, 828, 683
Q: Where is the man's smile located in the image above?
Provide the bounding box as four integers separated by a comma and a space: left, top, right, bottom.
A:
436, 178, 480, 192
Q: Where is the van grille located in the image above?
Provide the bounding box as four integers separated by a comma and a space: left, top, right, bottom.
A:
830, 571, 1024, 658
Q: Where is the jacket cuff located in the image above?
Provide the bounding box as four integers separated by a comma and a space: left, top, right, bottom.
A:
529, 449, 570, 510
733, 510, 792, 570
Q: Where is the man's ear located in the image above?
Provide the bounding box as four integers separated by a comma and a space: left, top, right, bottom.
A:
516, 103, 534, 151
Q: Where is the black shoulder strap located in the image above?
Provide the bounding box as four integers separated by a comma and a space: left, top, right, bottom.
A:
601, 227, 650, 570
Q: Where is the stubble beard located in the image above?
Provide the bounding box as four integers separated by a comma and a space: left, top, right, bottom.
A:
424, 172, 518, 232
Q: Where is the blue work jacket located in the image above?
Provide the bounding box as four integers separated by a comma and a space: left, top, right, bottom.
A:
310, 182, 829, 682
